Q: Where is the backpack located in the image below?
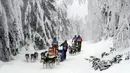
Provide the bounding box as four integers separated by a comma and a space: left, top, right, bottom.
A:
77, 38, 82, 42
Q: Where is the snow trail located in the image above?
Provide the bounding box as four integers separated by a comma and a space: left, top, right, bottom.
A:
0, 38, 130, 73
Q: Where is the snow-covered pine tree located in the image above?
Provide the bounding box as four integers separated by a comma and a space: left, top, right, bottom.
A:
87, 0, 130, 49
0, 0, 76, 61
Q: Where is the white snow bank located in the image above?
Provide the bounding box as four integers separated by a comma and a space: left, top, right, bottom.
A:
82, 38, 113, 58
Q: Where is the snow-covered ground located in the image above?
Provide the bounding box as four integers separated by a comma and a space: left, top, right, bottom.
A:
0, 38, 130, 73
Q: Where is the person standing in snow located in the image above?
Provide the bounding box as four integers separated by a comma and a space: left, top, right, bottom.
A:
72, 35, 77, 46
51, 37, 58, 55
60, 40, 68, 60
76, 35, 82, 52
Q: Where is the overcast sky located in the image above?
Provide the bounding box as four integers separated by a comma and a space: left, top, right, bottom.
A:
67, 0, 88, 18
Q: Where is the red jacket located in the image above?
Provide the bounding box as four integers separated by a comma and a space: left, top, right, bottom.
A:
76, 37, 82, 43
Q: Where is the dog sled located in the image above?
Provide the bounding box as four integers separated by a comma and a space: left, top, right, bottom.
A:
40, 48, 62, 68
69, 42, 81, 55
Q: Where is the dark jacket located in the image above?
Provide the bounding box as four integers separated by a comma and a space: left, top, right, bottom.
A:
60, 41, 68, 51
52, 38, 58, 46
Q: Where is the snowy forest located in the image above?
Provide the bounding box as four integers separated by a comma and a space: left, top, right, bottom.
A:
0, 0, 130, 72
0, 0, 130, 62
0, 0, 76, 61
87, 0, 130, 49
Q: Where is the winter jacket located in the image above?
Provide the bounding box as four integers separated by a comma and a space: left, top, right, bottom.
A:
60, 41, 68, 51
72, 36, 77, 42
77, 36, 82, 43
52, 39, 58, 46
